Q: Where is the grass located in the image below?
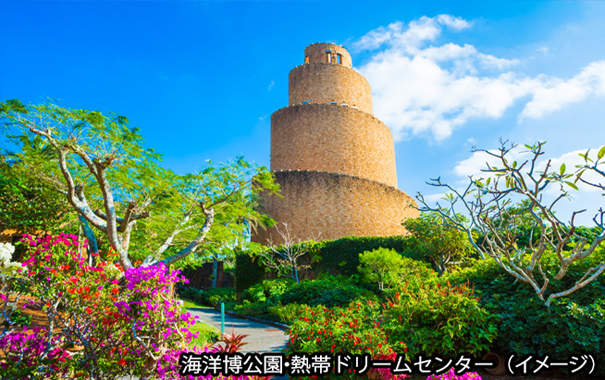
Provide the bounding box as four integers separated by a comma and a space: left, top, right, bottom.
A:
177, 298, 220, 347
181, 299, 211, 310
188, 321, 220, 348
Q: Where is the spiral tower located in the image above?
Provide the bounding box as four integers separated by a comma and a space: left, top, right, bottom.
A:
253, 43, 418, 245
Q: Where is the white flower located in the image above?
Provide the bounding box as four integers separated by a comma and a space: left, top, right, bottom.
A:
0, 242, 16, 264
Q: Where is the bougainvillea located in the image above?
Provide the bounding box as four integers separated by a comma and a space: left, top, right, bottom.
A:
0, 233, 202, 379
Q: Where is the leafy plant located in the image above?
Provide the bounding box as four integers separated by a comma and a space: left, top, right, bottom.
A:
383, 279, 498, 358
241, 278, 295, 303
215, 328, 249, 353
280, 277, 376, 308
445, 251, 605, 374
286, 300, 399, 379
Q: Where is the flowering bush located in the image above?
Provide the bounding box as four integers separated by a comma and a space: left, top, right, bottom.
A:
0, 233, 203, 379
1, 241, 23, 328
0, 326, 70, 379
0, 242, 16, 264
383, 280, 497, 359
286, 300, 406, 380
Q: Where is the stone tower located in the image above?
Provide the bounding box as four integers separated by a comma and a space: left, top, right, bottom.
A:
253, 42, 418, 245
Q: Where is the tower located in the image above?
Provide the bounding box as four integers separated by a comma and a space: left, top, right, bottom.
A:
253, 43, 418, 245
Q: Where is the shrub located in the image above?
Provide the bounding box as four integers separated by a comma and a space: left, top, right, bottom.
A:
241, 278, 295, 303
358, 248, 406, 291
177, 284, 206, 304
319, 235, 417, 276
383, 279, 498, 359
358, 249, 437, 292
1, 233, 202, 379
280, 277, 377, 308
267, 302, 304, 323
285, 300, 404, 379
234, 251, 266, 294
445, 250, 605, 373
202, 287, 236, 306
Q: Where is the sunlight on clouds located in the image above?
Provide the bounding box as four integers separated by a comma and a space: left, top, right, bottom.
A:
521, 61, 605, 119
355, 15, 605, 141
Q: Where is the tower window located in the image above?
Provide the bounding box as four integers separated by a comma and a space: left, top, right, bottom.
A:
326, 53, 332, 63
336, 54, 342, 64
305, 55, 309, 64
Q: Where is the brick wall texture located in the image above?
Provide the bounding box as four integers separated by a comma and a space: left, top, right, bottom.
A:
304, 42, 352, 68
271, 104, 397, 187
252, 43, 418, 246
289, 64, 373, 114
253, 171, 418, 245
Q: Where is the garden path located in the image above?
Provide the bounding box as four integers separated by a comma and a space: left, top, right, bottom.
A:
187, 306, 290, 380
187, 307, 289, 354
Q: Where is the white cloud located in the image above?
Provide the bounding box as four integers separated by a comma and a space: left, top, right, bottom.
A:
520, 61, 605, 119
355, 15, 605, 141
267, 80, 274, 90
436, 14, 473, 31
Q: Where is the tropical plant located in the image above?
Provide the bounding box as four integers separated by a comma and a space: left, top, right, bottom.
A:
417, 140, 605, 307
0, 99, 279, 271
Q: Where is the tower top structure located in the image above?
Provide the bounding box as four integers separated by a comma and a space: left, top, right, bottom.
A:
253, 42, 418, 246
304, 42, 352, 68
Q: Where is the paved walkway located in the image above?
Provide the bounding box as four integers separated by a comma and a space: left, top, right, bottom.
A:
187, 307, 289, 354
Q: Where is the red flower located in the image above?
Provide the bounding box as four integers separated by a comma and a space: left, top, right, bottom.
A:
117, 359, 126, 366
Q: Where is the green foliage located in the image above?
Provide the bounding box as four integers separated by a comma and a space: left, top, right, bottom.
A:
0, 153, 75, 235
267, 302, 303, 324
358, 248, 407, 291
319, 235, 417, 276
234, 251, 266, 294
402, 212, 474, 275
444, 249, 605, 373
286, 301, 394, 376
202, 288, 236, 307
178, 285, 236, 307
383, 280, 498, 358
241, 278, 295, 303
280, 277, 377, 308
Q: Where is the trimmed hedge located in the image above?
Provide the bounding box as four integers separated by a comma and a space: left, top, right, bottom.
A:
234, 250, 266, 294
234, 235, 423, 292
319, 235, 420, 276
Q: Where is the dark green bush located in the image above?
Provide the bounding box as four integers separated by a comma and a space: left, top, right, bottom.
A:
445, 248, 605, 373
202, 287, 236, 306
241, 278, 295, 303
177, 285, 236, 307
234, 251, 266, 294
319, 235, 420, 276
279, 276, 377, 308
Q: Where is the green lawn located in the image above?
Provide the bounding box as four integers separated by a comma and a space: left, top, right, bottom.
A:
179, 298, 220, 347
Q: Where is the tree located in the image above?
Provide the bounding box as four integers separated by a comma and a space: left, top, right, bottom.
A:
357, 248, 406, 291
255, 223, 322, 283
416, 140, 605, 307
0, 99, 279, 270
0, 138, 75, 237
402, 212, 474, 275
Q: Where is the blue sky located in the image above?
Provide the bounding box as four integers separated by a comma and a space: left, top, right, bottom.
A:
1, 0, 604, 226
